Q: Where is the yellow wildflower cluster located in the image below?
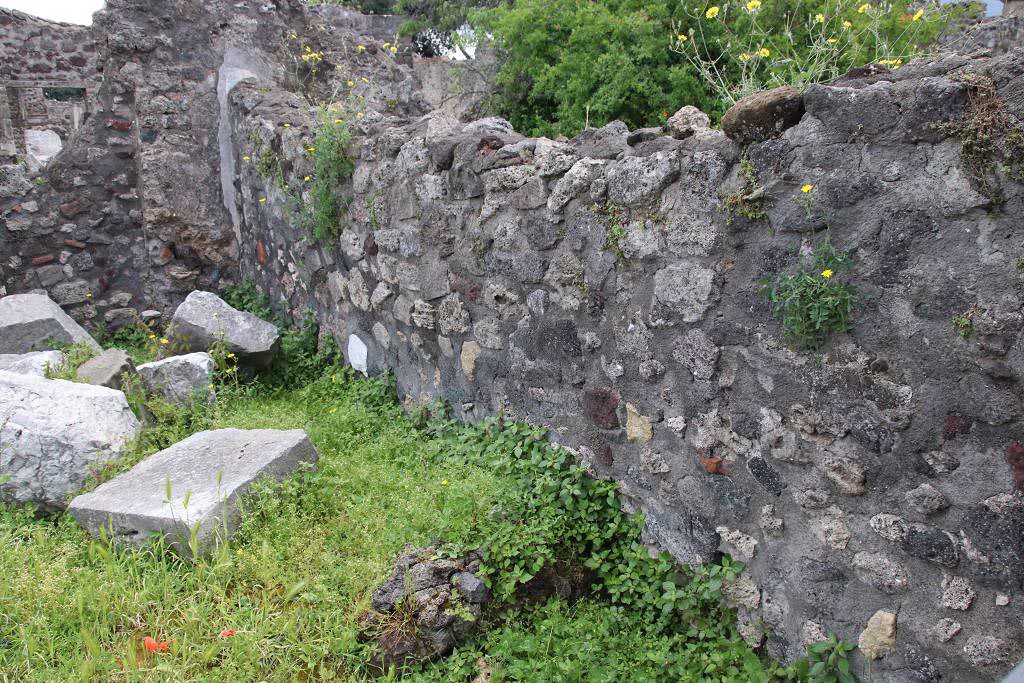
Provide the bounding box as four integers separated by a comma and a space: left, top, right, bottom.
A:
705, 6, 720, 19
877, 58, 903, 68
382, 41, 399, 54
745, 0, 761, 12
300, 46, 323, 64
739, 47, 771, 62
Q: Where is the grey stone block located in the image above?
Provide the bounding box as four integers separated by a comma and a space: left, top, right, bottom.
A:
0, 293, 101, 354
170, 291, 280, 368
68, 428, 318, 554
137, 352, 216, 406
76, 348, 135, 390
0, 371, 141, 512
0, 350, 65, 377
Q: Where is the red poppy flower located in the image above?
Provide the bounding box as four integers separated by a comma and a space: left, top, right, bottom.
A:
220, 629, 237, 638
143, 636, 170, 653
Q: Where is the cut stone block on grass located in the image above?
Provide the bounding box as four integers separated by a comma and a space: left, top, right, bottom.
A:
68, 428, 318, 554
76, 348, 135, 389
0, 371, 141, 512
137, 352, 216, 406
170, 291, 280, 368
0, 350, 64, 377
0, 292, 101, 354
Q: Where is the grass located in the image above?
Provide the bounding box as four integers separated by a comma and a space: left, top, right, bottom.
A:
0, 371, 508, 681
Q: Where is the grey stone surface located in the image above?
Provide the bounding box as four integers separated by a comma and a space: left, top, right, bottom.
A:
0, 350, 64, 377
0, 293, 101, 354
0, 371, 141, 512
68, 428, 317, 553
170, 291, 280, 367
76, 348, 135, 390
137, 352, 216, 406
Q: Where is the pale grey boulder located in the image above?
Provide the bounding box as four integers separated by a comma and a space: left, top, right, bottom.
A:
76, 348, 136, 390
67, 428, 318, 554
137, 352, 216, 406
0, 293, 101, 354
170, 291, 279, 367
0, 371, 141, 512
0, 350, 64, 377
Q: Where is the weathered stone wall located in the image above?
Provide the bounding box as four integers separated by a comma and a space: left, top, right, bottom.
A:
228, 49, 1024, 681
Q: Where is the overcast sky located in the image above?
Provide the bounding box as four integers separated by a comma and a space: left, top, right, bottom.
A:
0, 0, 105, 25
0, 0, 1005, 26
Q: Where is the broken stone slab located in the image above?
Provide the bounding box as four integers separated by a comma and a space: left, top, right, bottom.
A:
169, 290, 280, 368
76, 348, 136, 390
0, 292, 101, 354
0, 371, 141, 512
721, 85, 805, 144
137, 352, 216, 406
67, 428, 318, 554
0, 350, 65, 377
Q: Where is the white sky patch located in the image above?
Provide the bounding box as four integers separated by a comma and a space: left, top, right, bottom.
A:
0, 0, 105, 25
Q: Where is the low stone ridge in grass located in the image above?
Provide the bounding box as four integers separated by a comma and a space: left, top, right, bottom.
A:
0, 292, 101, 354
67, 427, 318, 554
0, 370, 141, 512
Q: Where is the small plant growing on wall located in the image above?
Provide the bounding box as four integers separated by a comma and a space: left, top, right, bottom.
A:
760, 235, 861, 349
303, 109, 355, 241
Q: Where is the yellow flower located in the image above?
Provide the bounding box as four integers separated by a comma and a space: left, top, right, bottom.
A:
226, 353, 235, 359
389, 46, 397, 54
304, 175, 311, 182
242, 155, 251, 161
826, 37, 837, 43
383, 42, 390, 48
282, 123, 291, 128
739, 52, 752, 62
677, 33, 688, 42
334, 119, 344, 124
912, 8, 924, 20
842, 19, 852, 28
821, 269, 833, 278
356, 44, 366, 52
259, 197, 267, 203
441, 479, 449, 486
328, 407, 337, 414
360, 77, 369, 83
745, 0, 761, 12
758, 47, 770, 58
801, 184, 814, 193
815, 12, 824, 22
857, 3, 871, 13
347, 80, 354, 87
356, 112, 364, 119
705, 6, 720, 19
160, 338, 169, 345
307, 147, 316, 153
148, 334, 156, 339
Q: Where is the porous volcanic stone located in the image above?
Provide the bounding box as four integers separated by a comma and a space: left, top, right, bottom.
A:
137, 352, 216, 406
721, 86, 805, 143
0, 371, 141, 512
68, 428, 317, 554
0, 292, 101, 354
170, 291, 280, 368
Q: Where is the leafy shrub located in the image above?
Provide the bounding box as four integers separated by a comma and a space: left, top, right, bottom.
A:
759, 235, 861, 349
672, 0, 962, 106
473, 0, 973, 137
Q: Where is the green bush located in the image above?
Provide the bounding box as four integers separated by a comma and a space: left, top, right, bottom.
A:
304, 110, 355, 242
472, 0, 975, 138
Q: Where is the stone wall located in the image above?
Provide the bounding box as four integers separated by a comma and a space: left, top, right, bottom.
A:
227, 49, 1024, 682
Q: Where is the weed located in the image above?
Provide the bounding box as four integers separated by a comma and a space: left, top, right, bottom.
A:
303, 109, 355, 241
595, 201, 629, 261
721, 151, 771, 225
952, 304, 982, 339
941, 73, 1024, 209
760, 235, 861, 350
43, 340, 98, 381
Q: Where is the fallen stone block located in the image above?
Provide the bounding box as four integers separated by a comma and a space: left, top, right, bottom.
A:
67, 428, 317, 554
0, 371, 141, 512
0, 292, 101, 354
0, 350, 64, 377
170, 291, 280, 367
76, 348, 136, 390
137, 353, 216, 406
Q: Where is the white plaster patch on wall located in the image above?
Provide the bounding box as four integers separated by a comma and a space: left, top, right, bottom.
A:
24, 129, 62, 172
347, 334, 368, 375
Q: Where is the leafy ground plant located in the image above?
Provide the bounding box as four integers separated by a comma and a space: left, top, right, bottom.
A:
760, 235, 861, 349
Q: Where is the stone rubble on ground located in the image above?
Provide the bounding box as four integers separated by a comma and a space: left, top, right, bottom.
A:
0, 292, 101, 354
169, 291, 280, 368
136, 352, 216, 406
0, 350, 65, 377
76, 348, 136, 390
